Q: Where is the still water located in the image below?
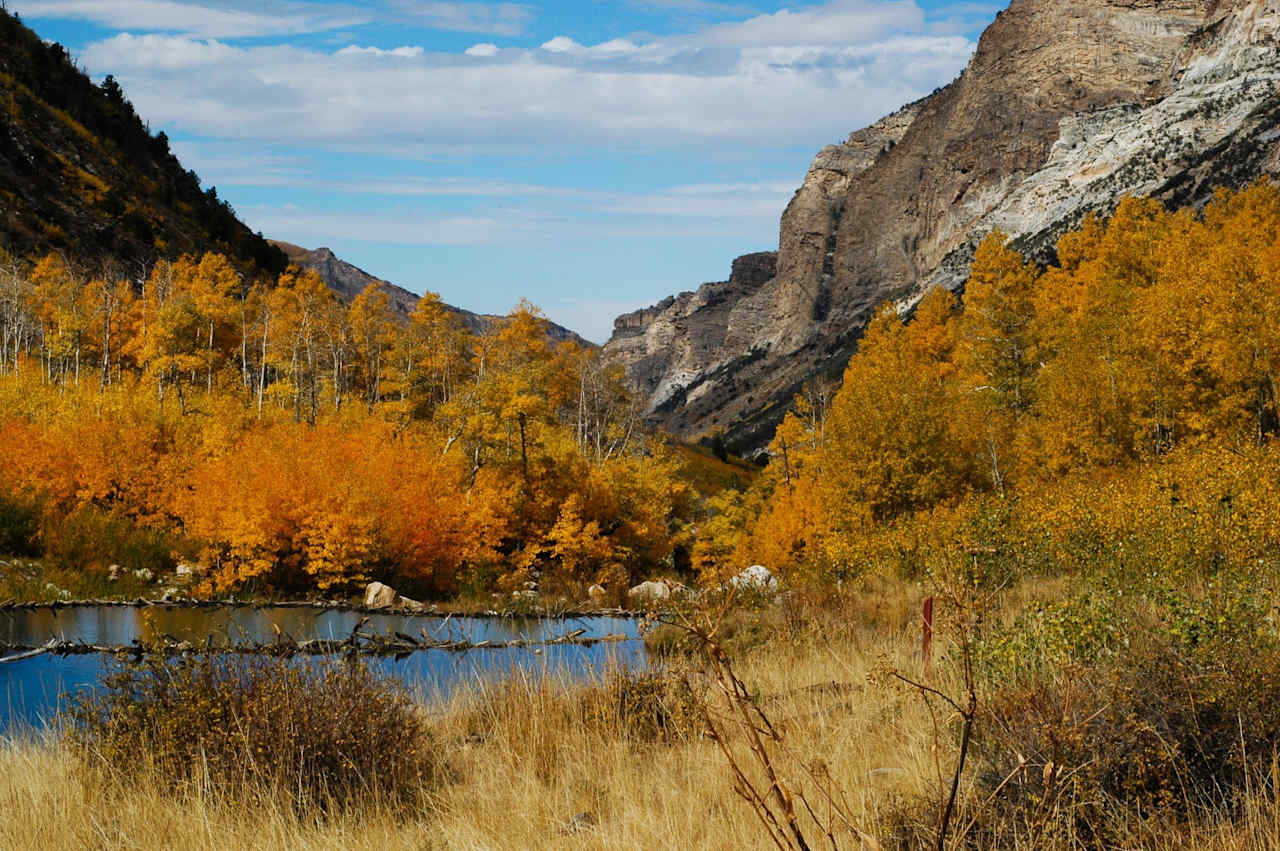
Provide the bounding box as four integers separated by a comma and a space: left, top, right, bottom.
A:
0, 606, 646, 734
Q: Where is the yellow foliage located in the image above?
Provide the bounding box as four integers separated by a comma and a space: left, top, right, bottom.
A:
711, 182, 1280, 585
0, 260, 692, 596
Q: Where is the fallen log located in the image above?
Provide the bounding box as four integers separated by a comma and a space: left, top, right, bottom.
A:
0, 640, 56, 664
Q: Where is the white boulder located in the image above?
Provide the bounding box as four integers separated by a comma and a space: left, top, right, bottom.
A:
587, 584, 607, 603
730, 565, 778, 592
364, 581, 398, 609
628, 580, 671, 604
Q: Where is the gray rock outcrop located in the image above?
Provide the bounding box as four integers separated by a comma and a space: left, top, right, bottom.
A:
605, 0, 1280, 454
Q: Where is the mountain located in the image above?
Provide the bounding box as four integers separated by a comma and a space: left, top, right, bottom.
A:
0, 9, 286, 275
606, 0, 1280, 456
0, 8, 591, 347
272, 242, 423, 317
273, 241, 595, 348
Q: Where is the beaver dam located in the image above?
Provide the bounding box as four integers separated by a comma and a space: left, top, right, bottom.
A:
0, 602, 646, 732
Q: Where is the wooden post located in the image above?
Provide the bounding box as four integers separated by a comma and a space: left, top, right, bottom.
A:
922, 595, 934, 673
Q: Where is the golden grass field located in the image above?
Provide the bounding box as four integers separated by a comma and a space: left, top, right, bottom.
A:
2, 583, 1279, 850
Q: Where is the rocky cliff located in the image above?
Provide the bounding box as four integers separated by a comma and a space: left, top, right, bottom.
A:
274, 241, 593, 347
605, 0, 1280, 455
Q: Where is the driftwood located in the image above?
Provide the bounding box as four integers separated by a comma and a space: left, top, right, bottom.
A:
0, 627, 637, 660
0, 639, 57, 664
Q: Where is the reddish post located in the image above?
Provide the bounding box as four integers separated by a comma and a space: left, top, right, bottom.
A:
922, 595, 935, 673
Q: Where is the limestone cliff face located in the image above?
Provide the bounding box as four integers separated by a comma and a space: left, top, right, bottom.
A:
608, 252, 778, 435
605, 0, 1280, 454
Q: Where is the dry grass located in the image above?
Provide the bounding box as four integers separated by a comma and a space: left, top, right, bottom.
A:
1, 583, 1278, 849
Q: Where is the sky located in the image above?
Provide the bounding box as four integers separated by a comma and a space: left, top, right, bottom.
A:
9, 0, 1000, 342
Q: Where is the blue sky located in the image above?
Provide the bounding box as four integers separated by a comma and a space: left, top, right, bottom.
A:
11, 0, 999, 341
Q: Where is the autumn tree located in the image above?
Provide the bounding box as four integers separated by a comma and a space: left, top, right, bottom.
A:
347, 283, 395, 409
822, 290, 977, 528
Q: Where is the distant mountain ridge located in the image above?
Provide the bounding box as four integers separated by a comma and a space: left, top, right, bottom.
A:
606, 0, 1280, 455
272, 241, 594, 347
0, 9, 287, 275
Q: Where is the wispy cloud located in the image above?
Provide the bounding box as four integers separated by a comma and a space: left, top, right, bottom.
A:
595, 181, 797, 218
387, 0, 534, 35
243, 206, 518, 245
10, 0, 367, 38
11, 0, 537, 38
695, 0, 923, 47
167, 140, 306, 186
624, 0, 756, 15
161, 141, 801, 218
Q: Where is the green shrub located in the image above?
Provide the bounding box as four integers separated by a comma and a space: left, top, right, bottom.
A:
0, 492, 41, 557
972, 590, 1129, 683
43, 506, 181, 576
68, 654, 441, 815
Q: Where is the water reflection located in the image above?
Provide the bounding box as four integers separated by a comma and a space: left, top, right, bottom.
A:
0, 606, 645, 734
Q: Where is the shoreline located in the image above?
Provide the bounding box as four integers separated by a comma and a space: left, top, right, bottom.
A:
0, 597, 641, 620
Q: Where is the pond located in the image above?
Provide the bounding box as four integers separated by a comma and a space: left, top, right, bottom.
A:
0, 605, 646, 734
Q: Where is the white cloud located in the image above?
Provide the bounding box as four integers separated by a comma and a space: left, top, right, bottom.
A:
465, 42, 500, 57
80, 33, 241, 69
540, 35, 579, 53
337, 45, 426, 58
541, 36, 641, 57
79, 10, 974, 149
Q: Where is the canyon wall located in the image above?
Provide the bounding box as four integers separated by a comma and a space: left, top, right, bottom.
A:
606, 0, 1280, 454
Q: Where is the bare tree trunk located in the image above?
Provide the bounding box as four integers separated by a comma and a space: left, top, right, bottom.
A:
207, 320, 215, 393
258, 319, 269, 416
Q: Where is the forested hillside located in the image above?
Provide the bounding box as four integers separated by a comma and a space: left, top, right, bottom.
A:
0, 9, 286, 274
0, 249, 687, 597
703, 182, 1280, 589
